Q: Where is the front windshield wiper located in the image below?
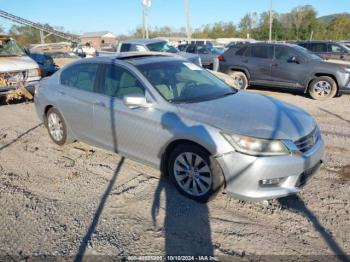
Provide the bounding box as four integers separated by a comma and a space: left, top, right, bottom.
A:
171, 91, 237, 104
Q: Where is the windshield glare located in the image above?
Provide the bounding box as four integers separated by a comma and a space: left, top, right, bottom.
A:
146, 41, 178, 53
0, 38, 25, 57
137, 61, 236, 103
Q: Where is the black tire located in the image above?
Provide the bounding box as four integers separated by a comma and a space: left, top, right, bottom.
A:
168, 144, 225, 202
309, 76, 337, 100
46, 108, 68, 146
228, 71, 248, 89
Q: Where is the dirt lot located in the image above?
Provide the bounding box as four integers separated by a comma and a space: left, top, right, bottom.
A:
0, 89, 349, 260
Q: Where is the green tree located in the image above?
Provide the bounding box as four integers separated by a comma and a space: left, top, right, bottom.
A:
327, 15, 350, 40
9, 24, 70, 47
238, 13, 257, 38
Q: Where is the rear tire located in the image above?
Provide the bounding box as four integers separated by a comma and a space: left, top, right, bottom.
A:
228, 71, 248, 89
168, 144, 224, 202
309, 76, 337, 100
46, 108, 68, 146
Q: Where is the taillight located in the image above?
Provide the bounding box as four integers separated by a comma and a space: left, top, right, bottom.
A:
218, 55, 225, 62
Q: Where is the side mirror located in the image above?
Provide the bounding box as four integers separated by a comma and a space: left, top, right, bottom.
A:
287, 56, 300, 64
123, 94, 152, 109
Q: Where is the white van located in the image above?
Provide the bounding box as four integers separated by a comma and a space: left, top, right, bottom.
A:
0, 35, 41, 96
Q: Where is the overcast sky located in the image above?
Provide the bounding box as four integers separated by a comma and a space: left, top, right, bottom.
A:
0, 0, 349, 35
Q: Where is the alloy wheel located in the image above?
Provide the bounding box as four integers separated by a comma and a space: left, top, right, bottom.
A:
173, 152, 213, 197
48, 112, 64, 142
234, 75, 244, 89
313, 80, 332, 98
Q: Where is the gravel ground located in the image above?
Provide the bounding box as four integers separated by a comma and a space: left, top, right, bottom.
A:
0, 89, 349, 261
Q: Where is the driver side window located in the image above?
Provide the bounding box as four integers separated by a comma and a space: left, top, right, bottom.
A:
275, 46, 297, 61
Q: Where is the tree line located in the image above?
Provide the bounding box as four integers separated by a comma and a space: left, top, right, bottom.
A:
132, 5, 350, 41
1, 4, 350, 47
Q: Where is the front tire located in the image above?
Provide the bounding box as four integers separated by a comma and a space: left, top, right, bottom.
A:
46, 108, 68, 146
168, 144, 224, 202
309, 76, 337, 100
228, 71, 248, 89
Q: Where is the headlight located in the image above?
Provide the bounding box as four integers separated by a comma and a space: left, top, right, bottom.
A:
28, 68, 41, 78
222, 133, 290, 156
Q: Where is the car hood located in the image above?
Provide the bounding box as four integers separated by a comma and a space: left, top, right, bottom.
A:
0, 55, 39, 72
176, 91, 316, 141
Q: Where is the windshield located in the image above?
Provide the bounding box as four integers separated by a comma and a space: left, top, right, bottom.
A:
294, 45, 322, 61
146, 41, 178, 53
137, 60, 236, 103
209, 47, 223, 55
0, 38, 26, 57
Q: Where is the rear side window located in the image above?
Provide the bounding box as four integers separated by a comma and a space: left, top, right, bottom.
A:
120, 43, 131, 52
298, 43, 310, 49
310, 43, 327, 52
235, 46, 248, 56
250, 45, 273, 59
100, 64, 145, 99
61, 63, 99, 92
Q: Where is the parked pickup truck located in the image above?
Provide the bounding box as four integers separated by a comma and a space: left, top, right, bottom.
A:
0, 35, 41, 97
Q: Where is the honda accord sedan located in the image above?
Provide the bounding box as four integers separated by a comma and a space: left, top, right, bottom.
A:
34, 52, 325, 202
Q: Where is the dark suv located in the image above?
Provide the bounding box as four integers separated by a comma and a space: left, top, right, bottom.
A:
218, 43, 350, 100
297, 41, 350, 62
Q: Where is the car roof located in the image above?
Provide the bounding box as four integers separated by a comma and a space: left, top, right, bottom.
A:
296, 40, 338, 43
245, 42, 298, 48
120, 38, 167, 45
75, 52, 185, 66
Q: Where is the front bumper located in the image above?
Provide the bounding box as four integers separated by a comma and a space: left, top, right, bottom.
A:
216, 137, 325, 201
0, 80, 39, 95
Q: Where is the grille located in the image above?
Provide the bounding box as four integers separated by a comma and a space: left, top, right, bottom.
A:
294, 128, 319, 153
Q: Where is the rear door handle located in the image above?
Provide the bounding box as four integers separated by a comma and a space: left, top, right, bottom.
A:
57, 90, 65, 96
242, 59, 248, 63
271, 63, 278, 67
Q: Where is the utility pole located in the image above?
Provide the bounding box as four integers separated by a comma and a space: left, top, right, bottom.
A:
142, 0, 151, 39
184, 0, 191, 41
269, 0, 273, 42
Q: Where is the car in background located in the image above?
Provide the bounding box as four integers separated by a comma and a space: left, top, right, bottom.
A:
218, 42, 350, 100
29, 52, 58, 77
35, 52, 324, 202
341, 41, 350, 49
0, 35, 41, 96
297, 41, 350, 62
213, 45, 227, 54
117, 39, 202, 66
183, 44, 223, 69
177, 43, 188, 52
29, 51, 80, 77
46, 51, 80, 69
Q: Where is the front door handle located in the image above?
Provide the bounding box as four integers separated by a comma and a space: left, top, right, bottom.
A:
57, 90, 65, 96
94, 101, 106, 107
271, 63, 278, 67
242, 59, 248, 63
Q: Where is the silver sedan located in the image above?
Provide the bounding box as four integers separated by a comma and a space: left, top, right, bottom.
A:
34, 52, 325, 202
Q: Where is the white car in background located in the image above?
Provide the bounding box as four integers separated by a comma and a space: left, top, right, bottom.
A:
0, 35, 41, 96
